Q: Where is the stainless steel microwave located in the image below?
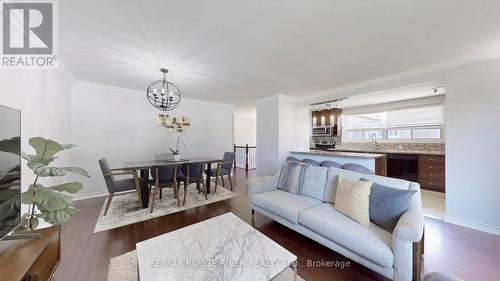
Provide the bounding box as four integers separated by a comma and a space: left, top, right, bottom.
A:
312, 127, 332, 136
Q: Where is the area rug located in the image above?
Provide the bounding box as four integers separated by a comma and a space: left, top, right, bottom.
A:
107, 250, 305, 281
94, 184, 237, 233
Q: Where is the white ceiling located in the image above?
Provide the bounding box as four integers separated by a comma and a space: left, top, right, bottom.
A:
310, 82, 444, 110
339, 83, 444, 109
59, 0, 500, 107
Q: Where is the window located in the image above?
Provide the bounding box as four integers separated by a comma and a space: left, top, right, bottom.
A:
388, 129, 412, 139
343, 104, 444, 141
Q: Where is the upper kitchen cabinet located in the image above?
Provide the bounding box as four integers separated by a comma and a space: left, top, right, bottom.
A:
312, 109, 342, 127
311, 108, 342, 136
312, 110, 321, 127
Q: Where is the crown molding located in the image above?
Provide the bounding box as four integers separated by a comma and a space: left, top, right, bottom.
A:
56, 60, 76, 83
254, 94, 295, 104
296, 50, 500, 103
73, 80, 235, 108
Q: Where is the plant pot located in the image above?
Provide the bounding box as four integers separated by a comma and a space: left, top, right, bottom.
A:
173, 154, 181, 161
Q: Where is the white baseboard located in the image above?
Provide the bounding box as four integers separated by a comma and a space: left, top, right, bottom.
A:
73, 190, 108, 201
444, 215, 500, 236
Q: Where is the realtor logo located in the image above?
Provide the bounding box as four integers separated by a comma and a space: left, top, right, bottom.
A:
1, 0, 57, 68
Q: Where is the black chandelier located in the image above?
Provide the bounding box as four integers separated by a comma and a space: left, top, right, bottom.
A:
146, 68, 182, 111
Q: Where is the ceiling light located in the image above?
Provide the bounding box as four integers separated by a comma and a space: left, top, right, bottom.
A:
146, 68, 182, 111
432, 86, 446, 95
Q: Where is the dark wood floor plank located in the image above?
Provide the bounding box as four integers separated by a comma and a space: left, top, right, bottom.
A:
51, 169, 500, 281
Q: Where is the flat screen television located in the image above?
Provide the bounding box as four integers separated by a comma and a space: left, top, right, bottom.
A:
0, 105, 21, 240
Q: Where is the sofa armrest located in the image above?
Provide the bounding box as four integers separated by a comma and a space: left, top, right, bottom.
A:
392, 184, 424, 281
247, 173, 279, 197
393, 208, 424, 243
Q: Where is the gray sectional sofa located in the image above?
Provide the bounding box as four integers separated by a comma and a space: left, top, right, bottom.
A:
248, 164, 424, 281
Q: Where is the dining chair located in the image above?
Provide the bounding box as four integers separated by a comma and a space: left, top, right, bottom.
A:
320, 160, 342, 168
302, 158, 320, 166
286, 156, 300, 162
99, 158, 142, 215
149, 165, 180, 213
342, 163, 375, 175
177, 163, 207, 205
208, 152, 234, 192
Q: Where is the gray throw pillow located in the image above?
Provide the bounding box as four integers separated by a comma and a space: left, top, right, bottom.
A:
362, 179, 417, 232
278, 161, 308, 194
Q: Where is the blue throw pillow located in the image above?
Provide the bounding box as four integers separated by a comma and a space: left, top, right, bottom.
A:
278, 161, 308, 194
362, 179, 417, 232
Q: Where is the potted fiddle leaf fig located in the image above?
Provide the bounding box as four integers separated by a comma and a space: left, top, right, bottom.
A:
20, 137, 89, 230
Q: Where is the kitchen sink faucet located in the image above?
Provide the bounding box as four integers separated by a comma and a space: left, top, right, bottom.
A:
371, 133, 378, 149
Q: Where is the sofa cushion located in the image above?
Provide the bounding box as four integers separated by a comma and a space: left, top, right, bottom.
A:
299, 203, 394, 268
300, 165, 328, 201
361, 174, 410, 190
334, 176, 373, 227
278, 161, 308, 194
251, 190, 322, 224
363, 180, 417, 232
323, 167, 362, 204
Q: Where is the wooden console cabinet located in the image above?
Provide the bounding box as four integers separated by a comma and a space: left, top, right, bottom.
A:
0, 225, 61, 281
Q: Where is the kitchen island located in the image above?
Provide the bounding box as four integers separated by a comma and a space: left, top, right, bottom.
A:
289, 150, 387, 176
327, 148, 446, 192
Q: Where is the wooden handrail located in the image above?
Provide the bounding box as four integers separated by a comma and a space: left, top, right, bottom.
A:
234, 145, 256, 148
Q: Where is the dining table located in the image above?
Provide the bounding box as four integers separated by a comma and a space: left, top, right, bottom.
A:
122, 157, 222, 208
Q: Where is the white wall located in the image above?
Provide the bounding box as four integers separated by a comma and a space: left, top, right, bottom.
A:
69, 82, 234, 198
0, 69, 72, 188
291, 105, 311, 151
444, 59, 500, 233
234, 113, 256, 145
256, 95, 294, 176
256, 97, 279, 176
0, 69, 72, 224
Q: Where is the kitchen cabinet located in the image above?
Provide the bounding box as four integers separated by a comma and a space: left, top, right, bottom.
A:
386, 154, 419, 182
334, 149, 445, 192
311, 108, 342, 136
418, 155, 445, 192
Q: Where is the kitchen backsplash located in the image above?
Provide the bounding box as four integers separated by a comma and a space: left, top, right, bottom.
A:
312, 136, 341, 144
337, 142, 445, 152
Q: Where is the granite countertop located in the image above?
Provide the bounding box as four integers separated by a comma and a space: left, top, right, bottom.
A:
328, 147, 445, 156
291, 150, 386, 159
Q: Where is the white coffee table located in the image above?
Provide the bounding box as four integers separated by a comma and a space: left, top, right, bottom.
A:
136, 212, 297, 281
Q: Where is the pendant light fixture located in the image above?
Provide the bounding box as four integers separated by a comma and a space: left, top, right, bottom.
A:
146, 68, 182, 111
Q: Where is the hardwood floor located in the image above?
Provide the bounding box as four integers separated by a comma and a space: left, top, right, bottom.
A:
52, 169, 500, 281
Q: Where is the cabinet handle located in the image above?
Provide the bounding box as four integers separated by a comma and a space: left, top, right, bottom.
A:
429, 175, 436, 177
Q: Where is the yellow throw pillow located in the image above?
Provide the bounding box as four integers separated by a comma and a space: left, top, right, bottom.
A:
334, 176, 373, 227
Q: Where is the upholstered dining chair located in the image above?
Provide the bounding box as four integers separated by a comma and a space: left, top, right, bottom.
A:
149, 165, 180, 213
177, 163, 207, 205
342, 163, 375, 175
209, 152, 234, 192
302, 158, 320, 166
99, 158, 142, 215
320, 160, 342, 168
